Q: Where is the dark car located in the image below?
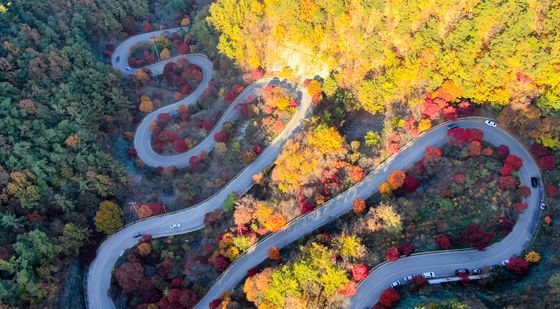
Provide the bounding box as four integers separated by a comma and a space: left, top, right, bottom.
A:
531, 177, 539, 188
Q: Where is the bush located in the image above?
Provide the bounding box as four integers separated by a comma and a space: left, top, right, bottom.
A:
379, 288, 400, 308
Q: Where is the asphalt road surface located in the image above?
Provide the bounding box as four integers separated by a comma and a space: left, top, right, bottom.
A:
87, 30, 312, 309
88, 28, 543, 309
194, 118, 543, 309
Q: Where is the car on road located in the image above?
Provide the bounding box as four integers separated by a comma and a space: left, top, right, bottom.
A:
422, 272, 436, 278
455, 269, 469, 275
115, 56, 120, 63
471, 268, 481, 275
125, 66, 133, 71
390, 280, 401, 288
403, 275, 414, 282
133, 232, 143, 238
540, 200, 547, 210
501, 259, 510, 266
484, 120, 497, 127
448, 124, 458, 129
170, 223, 181, 229
531, 177, 539, 188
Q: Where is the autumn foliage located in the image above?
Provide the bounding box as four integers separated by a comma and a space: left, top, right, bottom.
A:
379, 288, 400, 308
268, 246, 281, 260
387, 170, 406, 189
352, 264, 369, 281
424, 146, 442, 162
435, 235, 452, 249
506, 257, 528, 276
461, 224, 495, 250
385, 246, 400, 261
353, 198, 366, 215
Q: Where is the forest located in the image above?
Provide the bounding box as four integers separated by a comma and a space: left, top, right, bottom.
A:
1, 0, 560, 309
0, 0, 152, 306
208, 0, 560, 118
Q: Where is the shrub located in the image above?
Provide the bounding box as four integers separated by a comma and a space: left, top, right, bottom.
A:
398, 243, 415, 256
504, 155, 523, 170
525, 251, 541, 264
424, 146, 442, 162
214, 131, 230, 143
268, 246, 281, 260
402, 174, 419, 193
512, 202, 528, 213
461, 224, 495, 250
352, 264, 369, 281
379, 288, 400, 308
506, 257, 528, 276
435, 235, 451, 249
539, 155, 557, 170
385, 247, 400, 261
353, 198, 366, 215
338, 281, 357, 296
387, 170, 406, 189
547, 185, 558, 197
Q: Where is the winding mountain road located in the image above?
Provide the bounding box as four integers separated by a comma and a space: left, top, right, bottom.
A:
86, 30, 312, 309
194, 118, 543, 309
88, 28, 543, 309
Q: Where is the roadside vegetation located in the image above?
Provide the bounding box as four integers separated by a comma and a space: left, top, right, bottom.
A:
1, 0, 560, 309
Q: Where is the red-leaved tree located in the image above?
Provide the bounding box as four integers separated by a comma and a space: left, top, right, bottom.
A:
385, 247, 400, 261
352, 264, 369, 281
398, 242, 416, 256
504, 155, 523, 170
506, 257, 528, 276
435, 235, 451, 249
379, 288, 400, 308
115, 262, 145, 292
539, 155, 557, 170
461, 224, 495, 250
403, 174, 419, 193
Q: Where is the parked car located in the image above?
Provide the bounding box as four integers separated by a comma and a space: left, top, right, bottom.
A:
390, 280, 401, 288
531, 177, 539, 188
170, 223, 181, 229
501, 259, 510, 266
422, 272, 436, 278
484, 120, 497, 127
455, 269, 469, 275
540, 200, 547, 210
403, 275, 414, 282
471, 268, 481, 275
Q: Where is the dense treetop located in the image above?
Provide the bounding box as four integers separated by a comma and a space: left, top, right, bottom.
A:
0, 0, 149, 306
208, 0, 560, 114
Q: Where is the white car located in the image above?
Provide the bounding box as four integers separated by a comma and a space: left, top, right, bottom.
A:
170, 223, 181, 229
125, 66, 133, 71
501, 259, 510, 266
390, 280, 401, 288
403, 275, 414, 282
422, 272, 436, 278
540, 200, 547, 210
484, 120, 497, 127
